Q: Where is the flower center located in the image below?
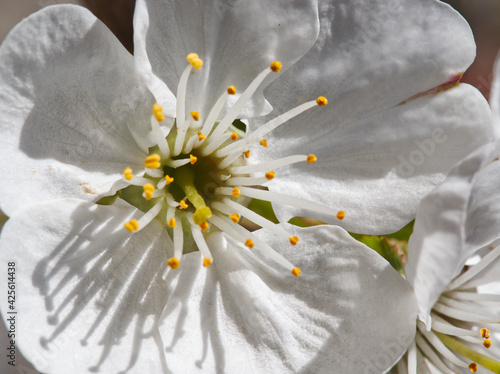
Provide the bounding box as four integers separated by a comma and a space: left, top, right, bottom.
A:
117, 53, 343, 276
405, 245, 500, 373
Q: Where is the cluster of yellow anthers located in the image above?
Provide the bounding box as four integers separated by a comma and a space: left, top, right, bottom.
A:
119, 53, 345, 277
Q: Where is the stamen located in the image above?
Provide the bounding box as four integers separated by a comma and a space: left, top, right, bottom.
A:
217, 150, 244, 170
187, 213, 214, 265
203, 258, 212, 267
417, 323, 469, 368
143, 183, 155, 200
167, 218, 176, 228
218, 187, 338, 218
265, 171, 275, 180
165, 175, 174, 184
229, 213, 240, 223
198, 132, 206, 141
316, 96, 328, 106
415, 334, 458, 373
230, 132, 238, 141
307, 154, 317, 163
433, 301, 500, 323
447, 246, 500, 291
166, 158, 192, 168
227, 86, 236, 95
289, 236, 299, 245
484, 340, 492, 349
197, 88, 233, 143
150, 115, 170, 157
199, 132, 231, 156
145, 154, 161, 169
210, 213, 298, 272
174, 118, 193, 156
190, 111, 200, 121
182, 135, 197, 154
243, 150, 250, 158
124, 200, 163, 233
225, 175, 274, 186
270, 61, 282, 73
230, 155, 312, 174
199, 221, 209, 231
217, 198, 292, 242
153, 103, 165, 122
167, 257, 180, 269
209, 65, 277, 139
469, 363, 478, 372
260, 139, 268, 147
245, 239, 254, 248
122, 167, 134, 180
481, 328, 491, 339
179, 200, 189, 210
124, 219, 139, 232
291, 267, 301, 277
173, 216, 184, 260
231, 188, 241, 197
190, 154, 197, 164
336, 210, 345, 220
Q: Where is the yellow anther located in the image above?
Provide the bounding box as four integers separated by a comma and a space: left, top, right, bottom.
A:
245, 239, 254, 249
143, 183, 155, 200
289, 236, 299, 245
179, 200, 189, 209
230, 132, 238, 141
243, 150, 250, 158
186, 53, 199, 62
122, 167, 134, 181
153, 103, 162, 113
307, 154, 317, 163
469, 363, 478, 372
190, 111, 200, 121
336, 210, 345, 220
203, 258, 212, 267
260, 139, 268, 148
190, 58, 203, 70
124, 219, 139, 232
231, 187, 241, 197
227, 86, 237, 95
200, 221, 209, 231
270, 61, 282, 73
153, 103, 165, 122
165, 175, 174, 185
145, 154, 161, 169
193, 206, 212, 225
291, 267, 301, 277
190, 154, 198, 164
167, 257, 180, 269
481, 328, 491, 339
167, 218, 177, 228
197, 132, 206, 141
316, 96, 328, 106
229, 213, 240, 223
483, 339, 492, 349
265, 171, 275, 180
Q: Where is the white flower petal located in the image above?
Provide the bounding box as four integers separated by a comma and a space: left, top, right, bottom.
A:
465, 143, 500, 251
0, 5, 151, 216
259, 84, 492, 234
0, 199, 172, 374
158, 225, 417, 373
405, 143, 495, 325
134, 0, 319, 118
490, 51, 500, 139
265, 0, 476, 127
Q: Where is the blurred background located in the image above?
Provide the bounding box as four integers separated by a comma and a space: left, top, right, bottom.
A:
0, 1, 499, 373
